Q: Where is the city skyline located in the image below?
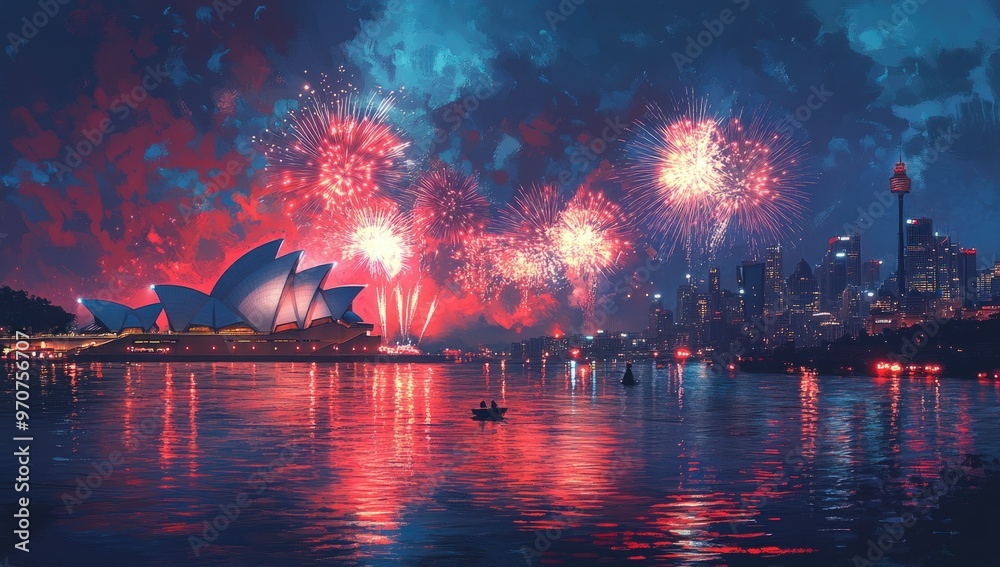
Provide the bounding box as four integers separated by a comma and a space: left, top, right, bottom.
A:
500, 155, 1000, 357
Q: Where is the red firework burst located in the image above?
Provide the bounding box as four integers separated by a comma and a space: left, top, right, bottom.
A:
717, 113, 809, 249
624, 97, 810, 260
410, 167, 490, 244
265, 94, 409, 215
555, 188, 629, 278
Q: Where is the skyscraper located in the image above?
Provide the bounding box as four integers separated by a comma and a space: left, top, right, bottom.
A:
934, 234, 959, 300
763, 245, 784, 313
958, 248, 977, 308
787, 259, 820, 344
977, 269, 994, 303
708, 267, 721, 313
819, 235, 860, 311
905, 218, 936, 294
676, 279, 697, 327
993, 261, 1000, 301
862, 260, 882, 292
889, 156, 911, 295
648, 294, 664, 337
737, 262, 765, 323
695, 293, 711, 343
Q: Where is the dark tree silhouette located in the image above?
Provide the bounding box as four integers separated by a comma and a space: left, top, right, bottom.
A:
0, 285, 75, 334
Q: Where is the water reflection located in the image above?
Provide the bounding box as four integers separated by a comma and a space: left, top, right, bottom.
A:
27, 362, 1000, 565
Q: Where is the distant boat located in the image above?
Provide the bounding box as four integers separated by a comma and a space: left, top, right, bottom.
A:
472, 407, 508, 420
621, 361, 639, 385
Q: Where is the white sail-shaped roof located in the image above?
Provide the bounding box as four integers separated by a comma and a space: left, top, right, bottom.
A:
223, 252, 302, 332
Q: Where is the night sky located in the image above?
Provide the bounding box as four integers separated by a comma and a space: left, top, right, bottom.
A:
2, 0, 999, 346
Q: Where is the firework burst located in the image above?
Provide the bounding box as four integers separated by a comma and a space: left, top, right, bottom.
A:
555, 188, 629, 278
410, 167, 491, 244
496, 184, 565, 290
624, 97, 809, 262
264, 94, 409, 215
340, 205, 413, 280
623, 99, 725, 258
717, 113, 809, 249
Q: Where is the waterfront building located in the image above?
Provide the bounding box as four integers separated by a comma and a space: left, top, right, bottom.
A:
905, 218, 936, 295
676, 280, 698, 327
934, 234, 960, 301
958, 249, 978, 308
763, 246, 785, 313
786, 260, 820, 345
737, 262, 766, 323
75, 239, 380, 359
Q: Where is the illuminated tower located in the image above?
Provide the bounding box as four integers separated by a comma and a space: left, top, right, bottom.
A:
889, 153, 911, 295
708, 267, 721, 313
764, 245, 785, 313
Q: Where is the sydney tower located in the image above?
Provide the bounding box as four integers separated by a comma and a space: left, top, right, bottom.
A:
889, 154, 911, 296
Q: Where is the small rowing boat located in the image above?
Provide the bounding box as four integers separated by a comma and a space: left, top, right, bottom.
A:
471, 407, 508, 420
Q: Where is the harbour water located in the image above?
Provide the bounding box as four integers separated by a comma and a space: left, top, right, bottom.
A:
7, 361, 1000, 566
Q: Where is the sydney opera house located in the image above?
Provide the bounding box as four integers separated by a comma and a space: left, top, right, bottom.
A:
71, 239, 385, 361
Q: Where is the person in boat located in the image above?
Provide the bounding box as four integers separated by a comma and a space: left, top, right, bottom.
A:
490, 400, 498, 409
622, 361, 636, 384
480, 400, 487, 408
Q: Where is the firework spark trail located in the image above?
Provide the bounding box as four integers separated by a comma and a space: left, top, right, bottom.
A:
264, 93, 409, 216
376, 286, 389, 340
452, 234, 503, 300
394, 285, 406, 343
418, 295, 438, 344
407, 284, 420, 341
410, 167, 490, 244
